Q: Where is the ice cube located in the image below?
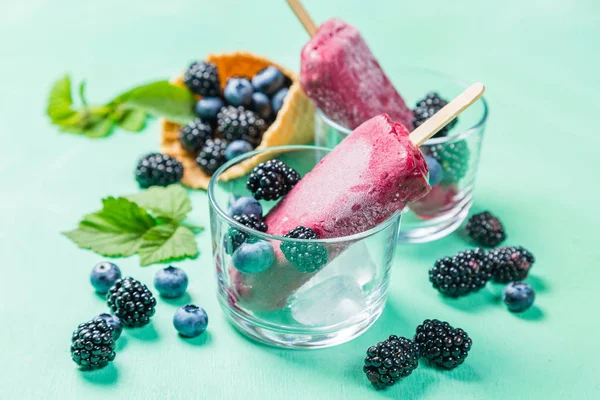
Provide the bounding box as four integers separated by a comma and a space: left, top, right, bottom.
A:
289, 275, 367, 327
296, 241, 376, 295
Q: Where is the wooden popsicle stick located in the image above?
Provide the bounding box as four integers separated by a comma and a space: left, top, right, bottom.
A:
409, 82, 485, 146
286, 0, 318, 37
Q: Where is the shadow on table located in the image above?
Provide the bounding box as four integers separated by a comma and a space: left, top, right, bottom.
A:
126, 323, 159, 341
79, 363, 118, 385
178, 331, 212, 347
159, 292, 193, 307
233, 302, 436, 399
514, 306, 544, 321
439, 288, 500, 313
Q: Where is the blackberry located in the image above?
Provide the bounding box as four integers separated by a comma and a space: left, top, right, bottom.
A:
233, 214, 268, 232
217, 106, 266, 147
427, 141, 470, 185
70, 317, 116, 370
465, 211, 507, 247
106, 277, 157, 328
246, 159, 300, 200
414, 319, 472, 370
183, 61, 220, 97
429, 248, 491, 297
363, 335, 419, 390
179, 118, 214, 153
280, 226, 328, 273
197, 138, 228, 175
412, 93, 457, 137
484, 246, 535, 283
135, 153, 183, 188
224, 214, 267, 254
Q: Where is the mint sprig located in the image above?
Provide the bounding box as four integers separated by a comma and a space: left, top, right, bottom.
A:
47, 76, 195, 138
64, 185, 202, 265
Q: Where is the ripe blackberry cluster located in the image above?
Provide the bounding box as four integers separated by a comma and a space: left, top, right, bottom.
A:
179, 118, 214, 153
183, 61, 220, 97
414, 319, 472, 370
246, 160, 300, 200
106, 277, 157, 327
429, 248, 491, 297
135, 153, 183, 188
363, 335, 419, 390
412, 93, 457, 137
427, 141, 470, 185
197, 138, 228, 175
70, 317, 116, 370
466, 211, 507, 247
217, 106, 266, 147
484, 246, 535, 283
362, 320, 474, 389
281, 226, 328, 273
224, 214, 268, 254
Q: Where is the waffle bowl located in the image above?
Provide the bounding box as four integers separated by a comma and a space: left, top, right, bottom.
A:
160, 51, 315, 190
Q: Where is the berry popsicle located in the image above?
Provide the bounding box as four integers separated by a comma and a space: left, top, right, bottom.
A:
232, 114, 430, 310
300, 18, 413, 130
232, 83, 485, 311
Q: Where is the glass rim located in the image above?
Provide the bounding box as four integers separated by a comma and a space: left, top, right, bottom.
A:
207, 145, 402, 244
315, 66, 489, 145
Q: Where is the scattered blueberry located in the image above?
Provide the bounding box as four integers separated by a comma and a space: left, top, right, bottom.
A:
228, 196, 263, 218
173, 305, 208, 338
224, 77, 253, 107
225, 140, 254, 161
252, 66, 285, 96
424, 155, 444, 186
90, 262, 122, 294
154, 266, 189, 298
95, 313, 123, 340
271, 87, 288, 115
194, 97, 225, 120
251, 92, 272, 120
232, 241, 274, 274
502, 282, 535, 313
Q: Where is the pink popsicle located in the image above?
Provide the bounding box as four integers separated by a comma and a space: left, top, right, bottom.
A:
231, 114, 430, 311
300, 18, 413, 130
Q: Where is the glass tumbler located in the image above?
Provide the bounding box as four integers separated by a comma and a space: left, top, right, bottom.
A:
315, 67, 489, 243
208, 146, 402, 348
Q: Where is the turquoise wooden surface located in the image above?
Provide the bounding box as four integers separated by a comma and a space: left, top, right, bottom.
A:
1, 0, 598, 398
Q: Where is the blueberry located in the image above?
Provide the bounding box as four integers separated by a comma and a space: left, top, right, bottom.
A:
90, 262, 122, 294
225, 140, 254, 161
95, 313, 123, 340
224, 77, 253, 107
502, 282, 535, 313
173, 305, 208, 338
271, 88, 289, 115
252, 66, 285, 96
232, 241, 274, 274
424, 155, 444, 186
194, 97, 225, 120
251, 92, 272, 120
154, 266, 189, 298
227, 196, 263, 218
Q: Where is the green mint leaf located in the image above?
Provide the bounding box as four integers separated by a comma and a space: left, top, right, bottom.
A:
82, 118, 114, 138
64, 228, 146, 257
127, 184, 192, 222
79, 81, 88, 107
112, 81, 195, 124
47, 75, 77, 122
64, 197, 156, 256
118, 109, 146, 132
138, 224, 198, 266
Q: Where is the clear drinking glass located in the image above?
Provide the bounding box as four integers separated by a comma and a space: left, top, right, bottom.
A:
315, 67, 489, 243
208, 146, 401, 348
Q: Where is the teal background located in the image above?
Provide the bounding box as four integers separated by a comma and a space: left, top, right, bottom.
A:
1, 0, 598, 398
